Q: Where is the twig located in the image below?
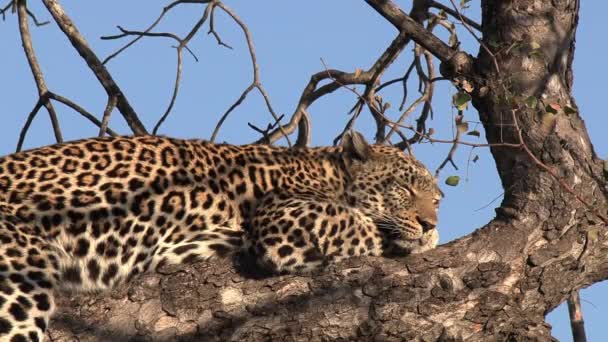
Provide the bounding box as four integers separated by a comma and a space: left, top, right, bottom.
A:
409, 48, 436, 144
208, 5, 232, 49
247, 114, 285, 144
365, 31, 412, 142
99, 96, 117, 137
102, 0, 210, 64
435, 116, 463, 176
211, 84, 256, 143
429, 0, 481, 31
48, 92, 118, 136
474, 191, 505, 212
374, 59, 414, 95
26, 7, 49, 26
0, 1, 14, 21
385, 43, 437, 145
153, 45, 183, 135
16, 96, 46, 152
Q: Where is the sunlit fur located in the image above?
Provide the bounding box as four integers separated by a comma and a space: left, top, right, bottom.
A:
0, 133, 440, 341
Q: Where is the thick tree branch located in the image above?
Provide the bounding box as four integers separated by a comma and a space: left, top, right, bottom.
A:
568, 291, 588, 342
365, 0, 475, 79
365, 0, 453, 62
41, 0, 148, 135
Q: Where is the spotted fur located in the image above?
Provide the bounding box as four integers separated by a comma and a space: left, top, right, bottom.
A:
0, 132, 441, 341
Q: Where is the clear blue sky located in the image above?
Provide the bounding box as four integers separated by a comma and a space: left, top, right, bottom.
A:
1, 1, 606, 340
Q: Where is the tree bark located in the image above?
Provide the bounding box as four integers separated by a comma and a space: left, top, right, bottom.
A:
46, 0, 608, 341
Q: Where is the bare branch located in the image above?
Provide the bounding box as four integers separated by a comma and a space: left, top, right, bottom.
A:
102, 0, 211, 64
99, 96, 117, 137
41, 0, 148, 134
260, 31, 412, 146
211, 2, 291, 146
247, 114, 285, 144
102, 26, 182, 41
435, 115, 464, 176
16, 92, 127, 151
16, 96, 46, 152
48, 92, 118, 137
377, 45, 437, 147
208, 5, 233, 49
153, 47, 183, 135
16, 0, 62, 144
0, 1, 14, 21
211, 84, 256, 142
26, 7, 49, 26
568, 291, 588, 342
429, 0, 481, 31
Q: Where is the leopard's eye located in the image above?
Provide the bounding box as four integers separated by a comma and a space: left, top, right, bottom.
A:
395, 182, 415, 196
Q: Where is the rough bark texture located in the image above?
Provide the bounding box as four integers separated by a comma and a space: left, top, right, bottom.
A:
46, 0, 608, 341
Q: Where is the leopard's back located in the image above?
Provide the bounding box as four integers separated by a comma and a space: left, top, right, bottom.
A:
0, 133, 441, 341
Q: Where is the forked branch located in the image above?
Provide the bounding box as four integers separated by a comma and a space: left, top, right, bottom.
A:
16, 0, 62, 145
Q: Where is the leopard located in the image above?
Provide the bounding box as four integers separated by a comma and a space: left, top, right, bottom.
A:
0, 131, 442, 341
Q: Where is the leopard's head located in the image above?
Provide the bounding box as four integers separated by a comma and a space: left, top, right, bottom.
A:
340, 132, 442, 251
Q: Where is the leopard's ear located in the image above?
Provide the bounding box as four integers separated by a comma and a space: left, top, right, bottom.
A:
340, 131, 372, 162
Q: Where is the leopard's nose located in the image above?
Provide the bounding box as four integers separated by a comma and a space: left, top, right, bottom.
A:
416, 216, 436, 232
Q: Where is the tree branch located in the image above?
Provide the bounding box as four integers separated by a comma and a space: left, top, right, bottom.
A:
211, 2, 290, 146
41, 0, 148, 135
429, 0, 481, 31
259, 31, 412, 146
48, 92, 118, 137
567, 291, 588, 342
102, 0, 210, 64
16, 0, 62, 145
365, 0, 455, 62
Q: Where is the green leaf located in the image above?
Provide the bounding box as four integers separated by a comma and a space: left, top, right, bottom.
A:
603, 160, 608, 179
467, 130, 481, 137
453, 92, 471, 111
524, 96, 538, 109
564, 105, 577, 115
445, 176, 460, 186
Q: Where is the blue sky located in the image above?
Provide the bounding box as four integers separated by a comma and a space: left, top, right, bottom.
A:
1, 1, 606, 340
